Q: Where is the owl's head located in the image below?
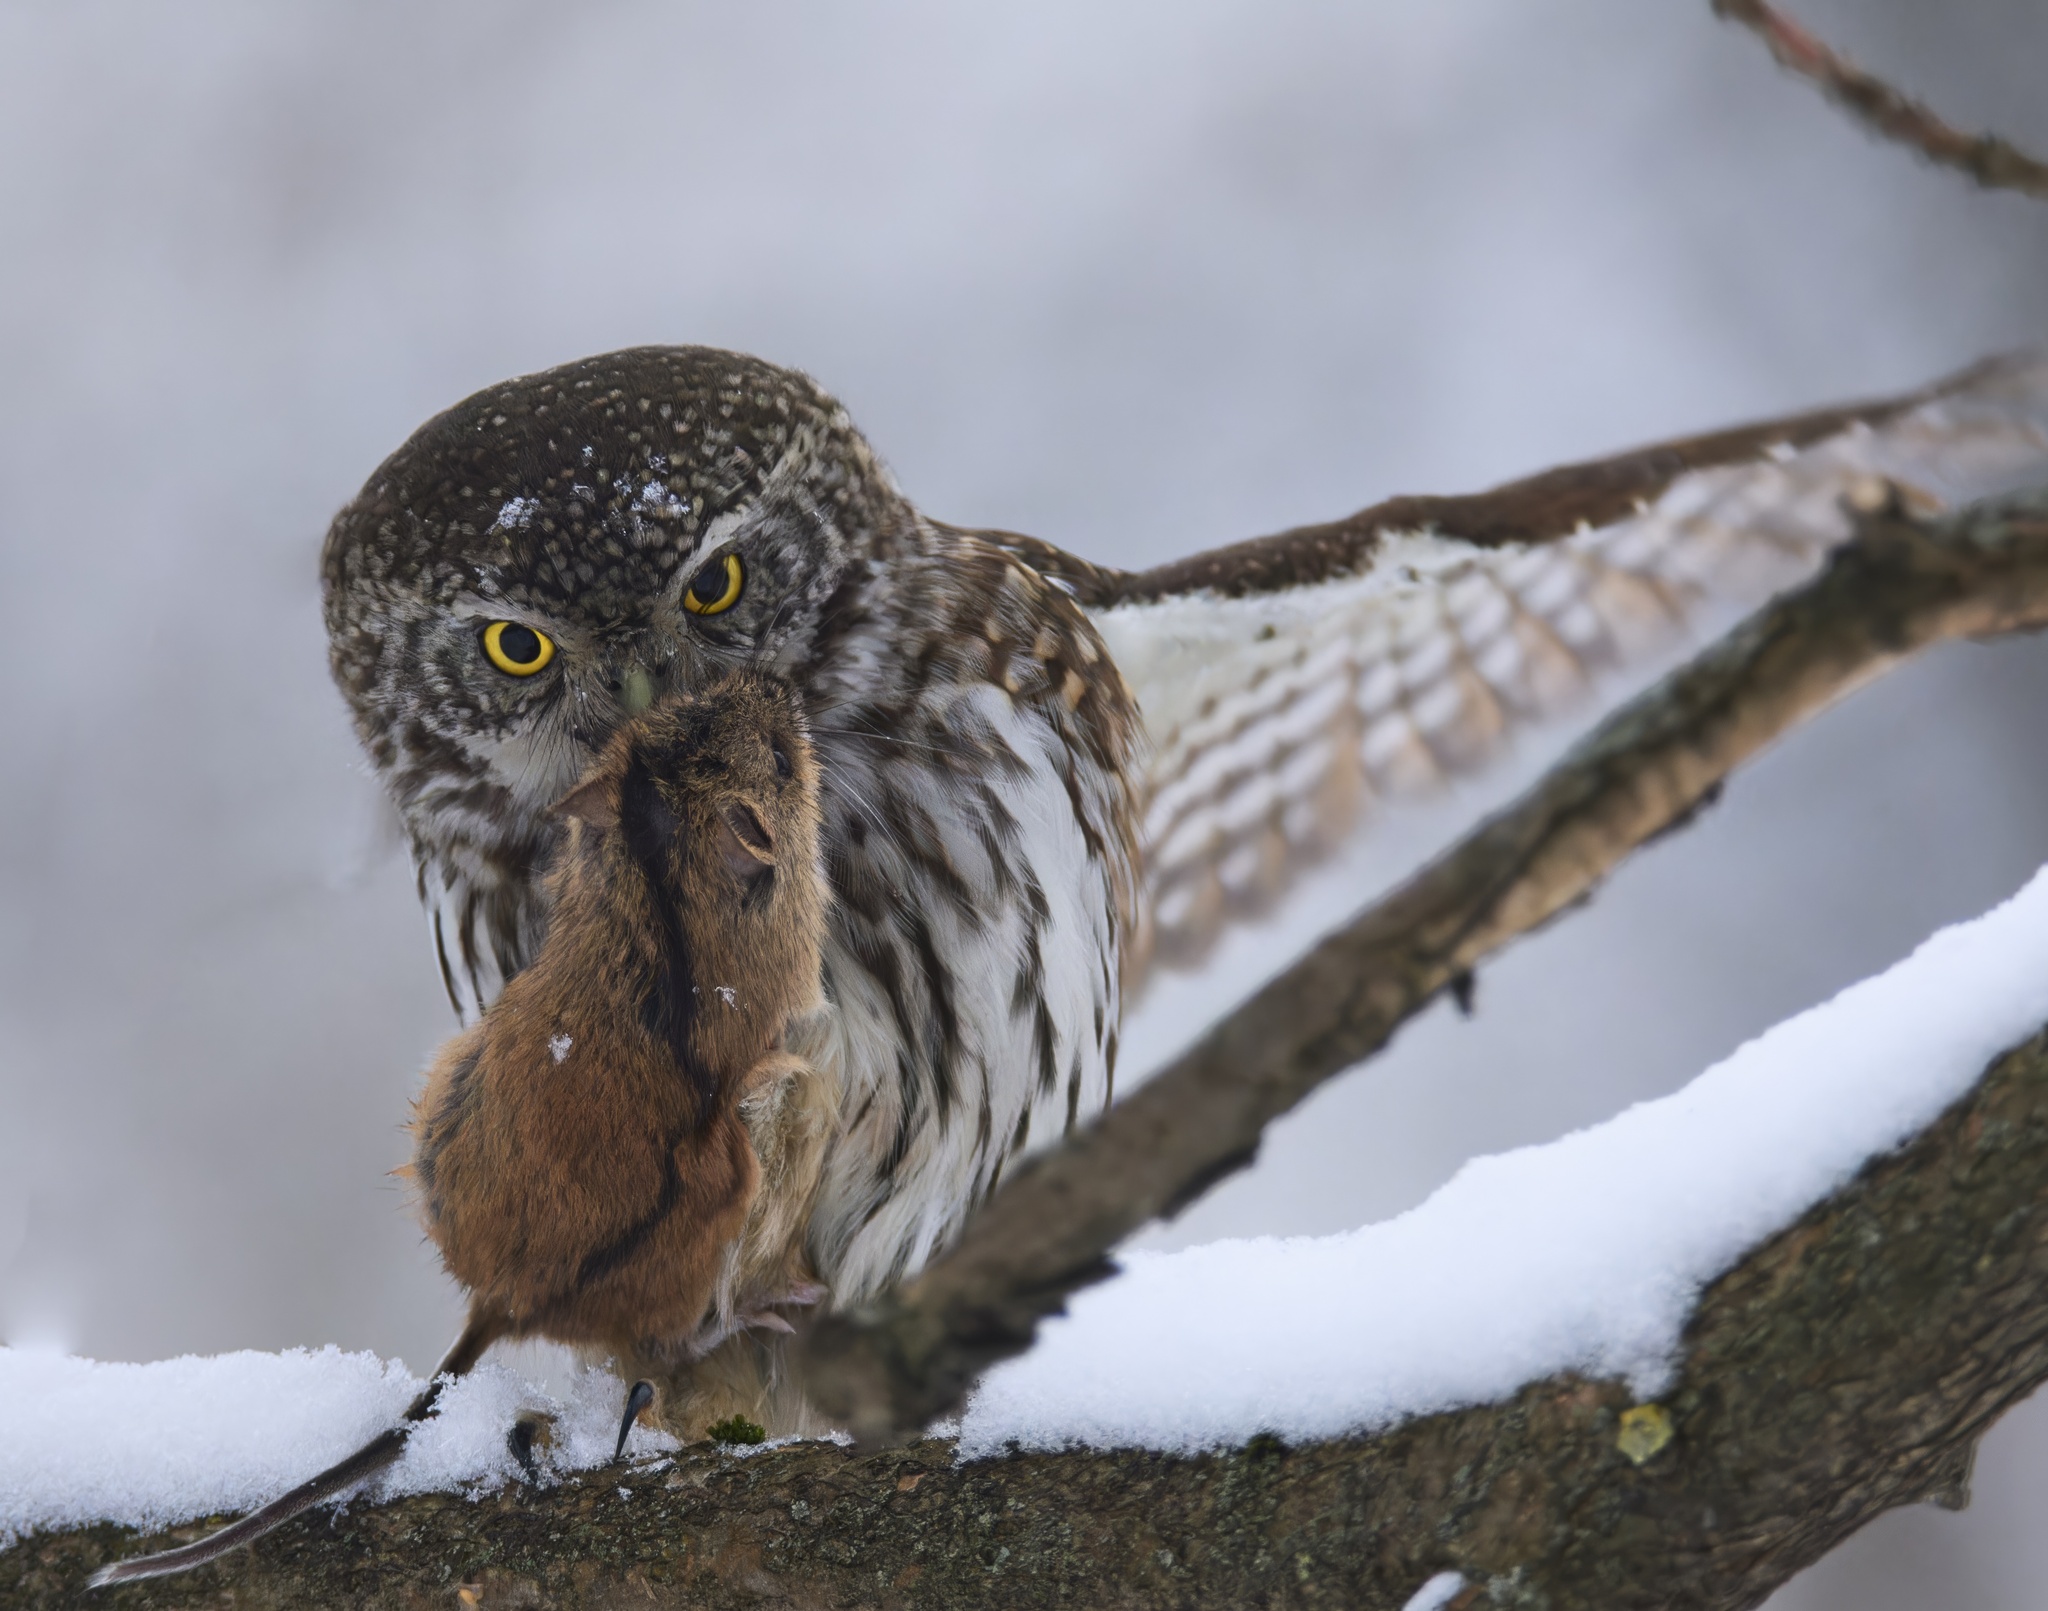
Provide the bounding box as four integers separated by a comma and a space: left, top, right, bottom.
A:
321, 346, 904, 832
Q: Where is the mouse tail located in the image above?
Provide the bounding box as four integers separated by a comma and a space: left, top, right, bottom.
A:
89, 1310, 505, 1588
87, 1422, 413, 1587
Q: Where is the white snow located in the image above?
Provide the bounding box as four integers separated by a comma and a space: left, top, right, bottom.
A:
0, 1346, 674, 1548
488, 496, 537, 533
8, 865, 2048, 1543
1402, 1572, 1470, 1611
955, 863, 2048, 1456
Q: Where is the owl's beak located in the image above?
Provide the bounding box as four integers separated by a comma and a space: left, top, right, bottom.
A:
617, 665, 657, 716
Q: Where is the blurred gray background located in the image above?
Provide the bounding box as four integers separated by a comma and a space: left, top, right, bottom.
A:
2, 1, 2045, 1603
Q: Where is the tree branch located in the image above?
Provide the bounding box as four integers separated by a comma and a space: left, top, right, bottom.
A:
803, 480, 2048, 1443
1713, 0, 2048, 199
25, 1011, 2048, 1609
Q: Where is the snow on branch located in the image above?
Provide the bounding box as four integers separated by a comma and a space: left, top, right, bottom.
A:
803, 478, 2048, 1444
19, 974, 2048, 1607
956, 867, 2048, 1457
1713, 0, 2048, 199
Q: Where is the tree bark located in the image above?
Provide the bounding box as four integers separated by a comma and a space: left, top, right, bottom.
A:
15, 1015, 2048, 1610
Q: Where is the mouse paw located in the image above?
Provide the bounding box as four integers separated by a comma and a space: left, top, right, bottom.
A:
735, 1282, 827, 1334
684, 1283, 829, 1356
768, 1280, 827, 1312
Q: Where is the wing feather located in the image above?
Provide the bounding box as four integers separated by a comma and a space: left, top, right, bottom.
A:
995, 352, 2048, 981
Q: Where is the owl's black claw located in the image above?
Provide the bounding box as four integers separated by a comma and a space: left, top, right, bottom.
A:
615, 1380, 656, 1460
508, 1415, 542, 1480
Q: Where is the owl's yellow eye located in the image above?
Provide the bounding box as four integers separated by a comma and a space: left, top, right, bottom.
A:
482, 620, 556, 676
683, 552, 745, 616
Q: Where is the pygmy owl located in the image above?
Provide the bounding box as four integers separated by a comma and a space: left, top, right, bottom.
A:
323, 345, 2048, 1309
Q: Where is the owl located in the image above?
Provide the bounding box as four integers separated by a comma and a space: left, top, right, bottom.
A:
323, 345, 2048, 1319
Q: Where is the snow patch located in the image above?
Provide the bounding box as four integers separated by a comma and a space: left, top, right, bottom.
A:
1403, 1572, 1469, 1611
956, 864, 2048, 1456
0, 1347, 673, 1548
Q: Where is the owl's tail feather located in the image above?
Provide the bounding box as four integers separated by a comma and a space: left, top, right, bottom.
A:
87, 1311, 504, 1589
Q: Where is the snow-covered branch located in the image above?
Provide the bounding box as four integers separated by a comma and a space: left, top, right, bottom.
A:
22, 991, 2048, 1608
804, 479, 2048, 1444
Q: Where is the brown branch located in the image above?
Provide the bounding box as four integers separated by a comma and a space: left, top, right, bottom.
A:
1713, 0, 2048, 199
802, 480, 2048, 1444
27, 1012, 2048, 1610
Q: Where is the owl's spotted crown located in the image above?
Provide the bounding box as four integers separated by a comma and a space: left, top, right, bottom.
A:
322, 345, 897, 622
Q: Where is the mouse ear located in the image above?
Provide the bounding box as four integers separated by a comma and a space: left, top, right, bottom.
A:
714, 802, 776, 882
551, 774, 621, 830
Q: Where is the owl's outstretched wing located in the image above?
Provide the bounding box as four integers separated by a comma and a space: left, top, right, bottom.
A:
988, 352, 2048, 981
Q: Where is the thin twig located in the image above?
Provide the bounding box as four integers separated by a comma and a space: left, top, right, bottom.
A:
1714, 0, 2048, 199
801, 480, 2048, 1443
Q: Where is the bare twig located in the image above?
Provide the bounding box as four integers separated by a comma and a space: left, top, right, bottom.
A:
802, 480, 2048, 1443
1714, 0, 2048, 199
34, 1014, 2048, 1610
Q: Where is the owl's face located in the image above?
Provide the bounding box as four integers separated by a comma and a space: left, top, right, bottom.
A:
322, 347, 904, 849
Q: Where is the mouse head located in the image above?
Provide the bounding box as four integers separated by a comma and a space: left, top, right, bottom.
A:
552, 669, 827, 1079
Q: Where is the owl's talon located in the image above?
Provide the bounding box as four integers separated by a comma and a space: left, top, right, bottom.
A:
508, 1411, 554, 1480
615, 1380, 656, 1461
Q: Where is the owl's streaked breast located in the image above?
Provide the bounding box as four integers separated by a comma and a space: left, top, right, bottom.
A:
788, 528, 1139, 1302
